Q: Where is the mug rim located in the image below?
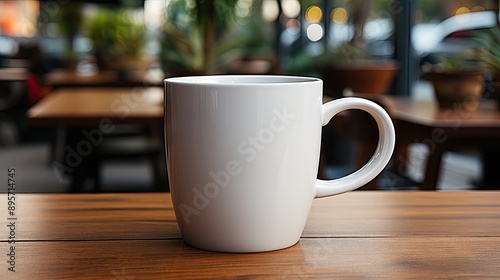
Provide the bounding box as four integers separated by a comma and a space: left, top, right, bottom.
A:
164, 75, 322, 86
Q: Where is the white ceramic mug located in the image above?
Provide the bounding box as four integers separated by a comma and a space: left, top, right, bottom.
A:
164, 75, 395, 252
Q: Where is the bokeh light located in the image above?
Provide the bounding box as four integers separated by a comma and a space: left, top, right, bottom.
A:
262, 0, 280, 22
46, 22, 61, 38
236, 0, 253, 19
305, 5, 323, 23
455, 6, 471, 23
281, 0, 301, 18
331, 7, 348, 24
306, 23, 323, 42
455, 6, 471, 16
285, 18, 301, 35
471, 6, 485, 12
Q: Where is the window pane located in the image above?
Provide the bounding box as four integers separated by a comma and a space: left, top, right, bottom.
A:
412, 0, 499, 98
0, 1, 39, 37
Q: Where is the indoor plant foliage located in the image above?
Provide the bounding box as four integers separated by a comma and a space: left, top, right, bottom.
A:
320, 0, 398, 97
84, 8, 145, 70
159, 0, 267, 75
473, 26, 500, 101
55, 2, 84, 63
318, 44, 398, 97
287, 0, 398, 97
422, 54, 485, 111
473, 27, 500, 73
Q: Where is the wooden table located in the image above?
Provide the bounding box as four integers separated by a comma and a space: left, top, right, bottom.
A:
44, 69, 164, 88
326, 94, 500, 190
1, 191, 499, 279
0, 68, 30, 112
389, 97, 500, 190
28, 87, 164, 127
27, 87, 165, 191
0, 68, 29, 81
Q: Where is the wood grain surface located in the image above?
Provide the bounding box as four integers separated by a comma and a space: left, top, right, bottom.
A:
27, 87, 163, 126
44, 69, 164, 87
1, 191, 499, 279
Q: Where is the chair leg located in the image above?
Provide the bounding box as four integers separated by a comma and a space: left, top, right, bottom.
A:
94, 164, 102, 192
151, 154, 169, 192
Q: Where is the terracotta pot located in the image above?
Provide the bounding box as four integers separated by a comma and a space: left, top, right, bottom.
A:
425, 71, 485, 112
320, 60, 399, 98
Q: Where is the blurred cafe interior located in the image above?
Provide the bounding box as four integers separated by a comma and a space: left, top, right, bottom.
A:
1, 0, 500, 193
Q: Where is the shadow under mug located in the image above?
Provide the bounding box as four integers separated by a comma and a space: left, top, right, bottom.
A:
164, 75, 395, 252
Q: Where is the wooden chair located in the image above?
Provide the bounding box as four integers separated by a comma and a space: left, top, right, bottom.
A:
0, 80, 27, 145
87, 125, 168, 192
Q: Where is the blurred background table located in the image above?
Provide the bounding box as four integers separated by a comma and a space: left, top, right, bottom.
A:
44, 69, 164, 88
390, 97, 500, 190
28, 87, 163, 126
27, 87, 165, 192
0, 68, 29, 82
324, 94, 500, 190
1, 191, 498, 279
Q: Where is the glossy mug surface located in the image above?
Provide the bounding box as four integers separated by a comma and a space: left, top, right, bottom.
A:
164, 75, 395, 252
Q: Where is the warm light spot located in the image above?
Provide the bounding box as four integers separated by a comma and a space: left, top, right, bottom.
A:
281, 0, 301, 18
22, 21, 36, 37
306, 23, 323, 42
331, 7, 348, 24
262, 0, 280, 21
0, 1, 39, 37
455, 6, 471, 23
0, 8, 18, 36
306, 5, 323, 23
471, 5, 485, 12
455, 6, 470, 16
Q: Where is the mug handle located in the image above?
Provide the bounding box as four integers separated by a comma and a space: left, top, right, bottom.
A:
315, 97, 396, 198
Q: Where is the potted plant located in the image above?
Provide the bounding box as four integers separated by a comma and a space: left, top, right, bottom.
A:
286, 0, 398, 98
284, 1, 399, 189
422, 54, 485, 112
84, 8, 145, 71
317, 44, 399, 97
159, 0, 273, 76
288, 44, 399, 99
473, 26, 500, 104
55, 2, 84, 69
